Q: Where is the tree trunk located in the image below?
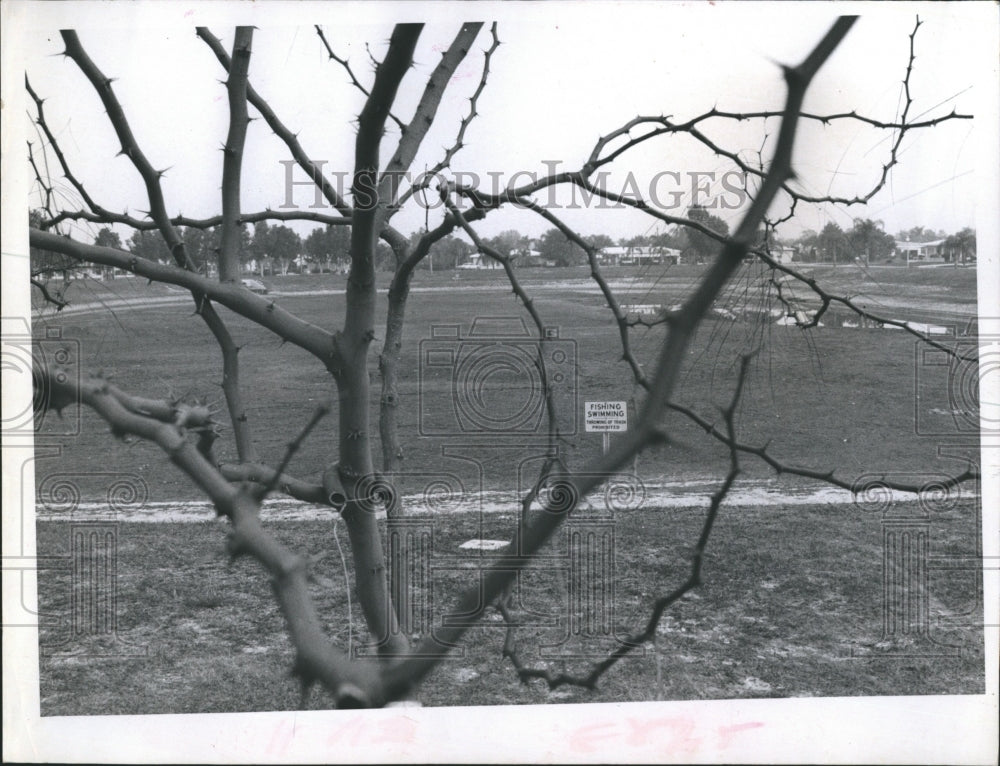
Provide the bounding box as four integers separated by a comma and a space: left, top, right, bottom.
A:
334, 23, 423, 660
381, 266, 411, 634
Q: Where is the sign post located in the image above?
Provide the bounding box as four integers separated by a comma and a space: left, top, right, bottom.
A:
585, 401, 628, 454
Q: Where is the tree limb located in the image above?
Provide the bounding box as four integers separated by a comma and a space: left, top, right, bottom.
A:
30, 230, 337, 363
219, 27, 253, 284
314, 25, 406, 131
38, 208, 352, 231
377, 22, 483, 226
60, 29, 261, 461
30, 278, 68, 310
498, 354, 751, 691
381, 15, 860, 703
339, 23, 425, 660
393, 23, 500, 215
198, 26, 412, 255
218, 462, 337, 507
35, 364, 382, 707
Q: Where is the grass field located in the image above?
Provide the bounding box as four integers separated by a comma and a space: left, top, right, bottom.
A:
37, 500, 984, 715
28, 261, 984, 713
31, 262, 980, 499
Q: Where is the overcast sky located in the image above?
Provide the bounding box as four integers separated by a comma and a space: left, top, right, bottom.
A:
4, 4, 999, 761
16, 1, 994, 246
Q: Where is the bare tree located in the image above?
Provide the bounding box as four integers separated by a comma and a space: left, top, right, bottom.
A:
27, 16, 976, 709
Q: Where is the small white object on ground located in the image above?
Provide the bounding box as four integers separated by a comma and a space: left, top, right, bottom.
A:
459, 539, 508, 550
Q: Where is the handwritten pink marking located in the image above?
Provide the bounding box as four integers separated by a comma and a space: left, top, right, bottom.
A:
717, 722, 765, 749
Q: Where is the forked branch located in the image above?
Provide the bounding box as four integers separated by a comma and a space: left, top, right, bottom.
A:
378, 22, 485, 224
29, 230, 337, 361
498, 355, 751, 691
59, 30, 259, 462
379, 15, 860, 703
315, 25, 406, 131
34, 365, 382, 708
393, 23, 500, 215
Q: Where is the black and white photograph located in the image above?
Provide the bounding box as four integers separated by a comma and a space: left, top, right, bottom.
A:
3, 0, 997, 762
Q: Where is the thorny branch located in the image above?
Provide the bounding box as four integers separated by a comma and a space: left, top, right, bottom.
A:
58, 29, 260, 462
314, 25, 406, 132
337, 23, 425, 661
377, 22, 484, 229
30, 229, 336, 361
511, 195, 650, 386
498, 355, 752, 691
27, 74, 113, 223
34, 365, 384, 707
197, 26, 410, 256
581, 20, 969, 210
26, 16, 981, 709
37, 208, 352, 232
29, 278, 68, 310
219, 27, 253, 285
665, 398, 978, 494
256, 403, 331, 501
380, 16, 862, 703
26, 140, 55, 220
218, 462, 335, 507
392, 22, 501, 214
752, 246, 974, 359
440, 188, 562, 456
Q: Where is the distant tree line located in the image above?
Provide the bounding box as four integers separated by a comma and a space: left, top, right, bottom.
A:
791, 220, 976, 264
32, 208, 975, 279
31, 204, 736, 276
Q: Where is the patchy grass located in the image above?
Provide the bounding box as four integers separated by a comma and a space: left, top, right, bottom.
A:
30, 265, 982, 713
32, 264, 978, 501
36, 496, 983, 715
30, 260, 978, 306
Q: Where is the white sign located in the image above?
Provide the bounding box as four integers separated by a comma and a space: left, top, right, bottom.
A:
619, 304, 663, 316
585, 401, 628, 432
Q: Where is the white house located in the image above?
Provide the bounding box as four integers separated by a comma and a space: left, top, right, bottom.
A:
894, 239, 946, 262
596, 246, 626, 265
513, 247, 549, 267
458, 253, 503, 270
599, 245, 681, 266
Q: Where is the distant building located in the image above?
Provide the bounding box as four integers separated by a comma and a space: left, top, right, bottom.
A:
893, 238, 945, 261
513, 247, 547, 267
598, 245, 681, 266
83, 265, 130, 280
458, 253, 504, 270
598, 246, 630, 265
